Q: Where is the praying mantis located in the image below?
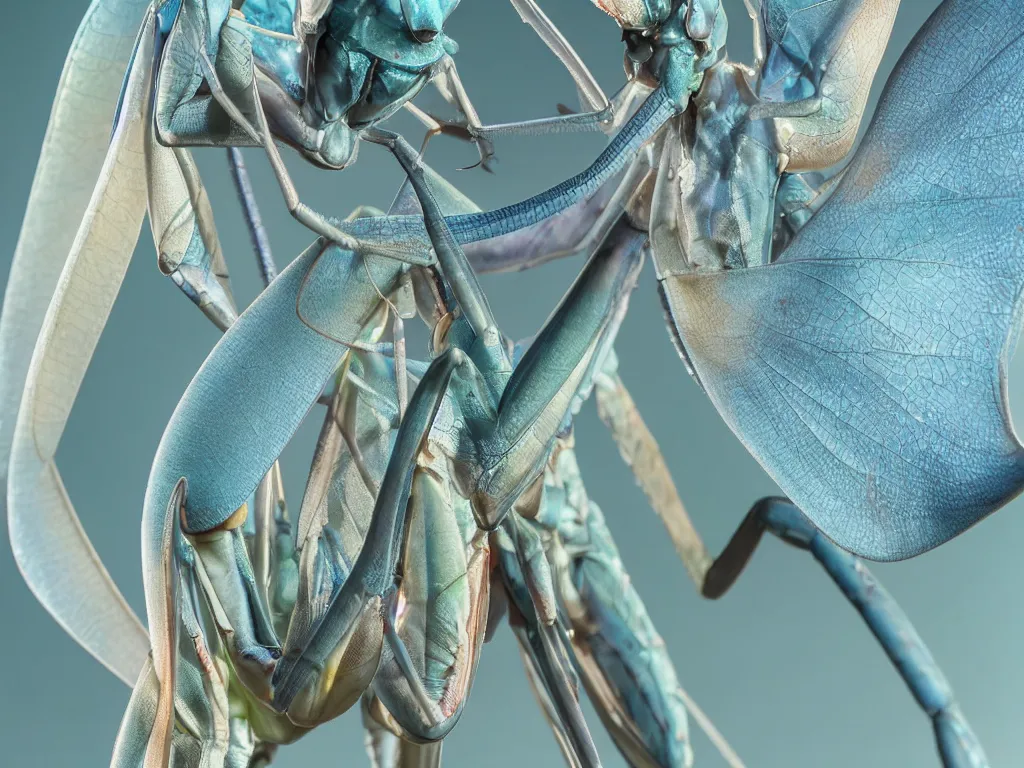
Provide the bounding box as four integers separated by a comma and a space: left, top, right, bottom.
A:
2, 0, 1015, 765
460, 0, 1024, 564
0, 0, 501, 689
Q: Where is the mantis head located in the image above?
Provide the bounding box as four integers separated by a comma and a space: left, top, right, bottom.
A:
588, 0, 727, 100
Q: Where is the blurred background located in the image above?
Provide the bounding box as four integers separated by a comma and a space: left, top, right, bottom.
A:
2, 1, 1021, 766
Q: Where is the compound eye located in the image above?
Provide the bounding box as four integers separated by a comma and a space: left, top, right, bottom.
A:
412, 28, 438, 43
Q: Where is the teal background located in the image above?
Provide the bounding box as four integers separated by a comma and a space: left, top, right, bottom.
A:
1, 1, 1020, 766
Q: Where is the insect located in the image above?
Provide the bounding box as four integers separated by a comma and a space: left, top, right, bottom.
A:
433, 3, 998, 763
0, 0, 506, 688
95, 105, 664, 765
2, 3, 1007, 765
450, 0, 1024, 563
3, 0, 706, 705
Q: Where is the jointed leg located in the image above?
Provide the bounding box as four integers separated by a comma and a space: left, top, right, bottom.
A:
496, 513, 602, 768
465, 143, 656, 275
509, 0, 609, 114
430, 56, 496, 171
707, 499, 990, 768
363, 128, 499, 340
227, 147, 277, 285
271, 349, 465, 711
243, 82, 403, 261
594, 370, 990, 767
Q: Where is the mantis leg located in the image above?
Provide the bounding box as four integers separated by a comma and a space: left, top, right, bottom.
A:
703, 499, 990, 768
440, 104, 616, 143
250, 463, 299, 640
429, 76, 645, 146
362, 694, 445, 768
227, 148, 276, 284
426, 0, 609, 158
469, 217, 647, 530
370, 466, 491, 742
508, 0, 608, 114
190, 524, 281, 695
9, 45, 284, 689
449, 84, 674, 243
429, 56, 495, 171
516, 639, 584, 768
379, 137, 646, 766
247, 81, 386, 258
464, 144, 655, 275
270, 349, 464, 713
363, 129, 500, 340
114, 480, 179, 768
496, 512, 603, 768
329, 82, 676, 261
146, 132, 238, 330
119, 479, 260, 767
594, 369, 989, 768
110, 658, 163, 768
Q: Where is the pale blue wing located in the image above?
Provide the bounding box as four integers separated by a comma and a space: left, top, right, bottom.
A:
663, 0, 1024, 560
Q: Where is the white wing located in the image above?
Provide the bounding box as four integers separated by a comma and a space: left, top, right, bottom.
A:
7, 8, 157, 687
0, 0, 152, 491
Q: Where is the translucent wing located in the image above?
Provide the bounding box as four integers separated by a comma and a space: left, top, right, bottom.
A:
662, 0, 1024, 560
0, 0, 151, 494
6, 11, 156, 685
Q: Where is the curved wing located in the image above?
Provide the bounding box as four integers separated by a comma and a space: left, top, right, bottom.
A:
7, 11, 156, 685
0, 0, 151, 495
662, 0, 1024, 560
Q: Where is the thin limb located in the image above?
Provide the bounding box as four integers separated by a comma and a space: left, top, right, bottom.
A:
434, 78, 646, 147
381, 589, 446, 729
363, 128, 498, 339
508, 0, 609, 113
593, 369, 712, 587
247, 82, 377, 257
431, 56, 496, 171
673, 689, 746, 768
403, 101, 447, 155
466, 143, 655, 275
713, 499, 990, 768
593, 370, 986, 766
498, 514, 603, 768
227, 147, 277, 285
271, 350, 464, 710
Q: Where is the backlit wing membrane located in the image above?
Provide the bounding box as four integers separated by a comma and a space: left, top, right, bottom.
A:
663, 0, 1024, 560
